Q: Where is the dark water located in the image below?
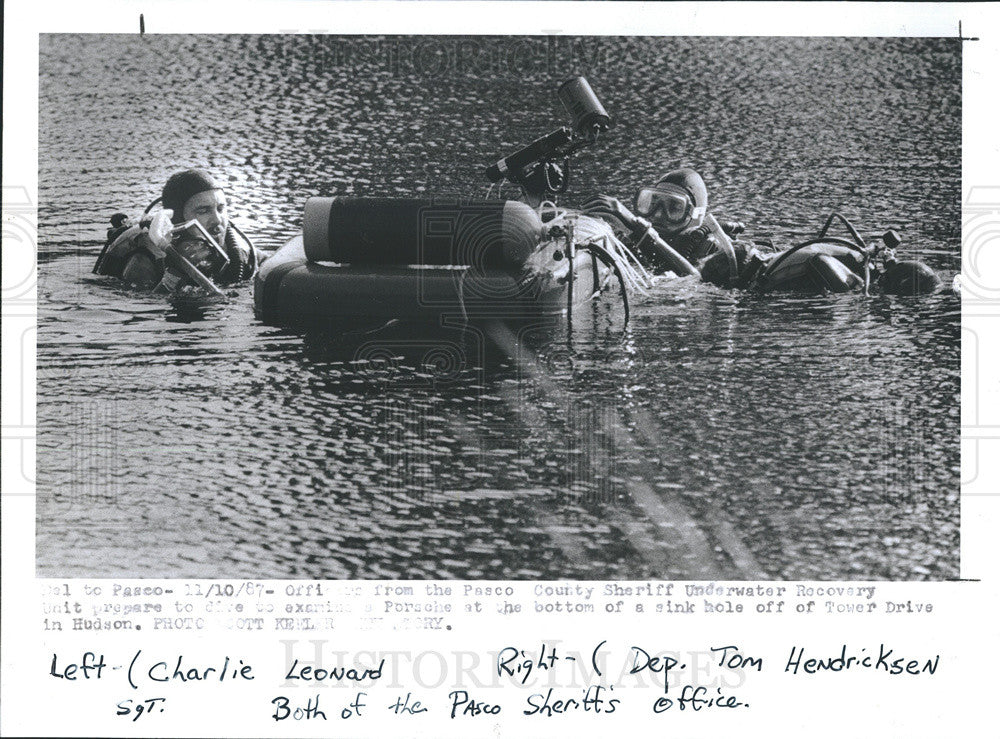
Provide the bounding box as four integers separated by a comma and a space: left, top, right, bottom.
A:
36, 36, 960, 579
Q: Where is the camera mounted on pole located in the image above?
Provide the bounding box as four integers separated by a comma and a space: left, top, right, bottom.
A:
485, 77, 612, 200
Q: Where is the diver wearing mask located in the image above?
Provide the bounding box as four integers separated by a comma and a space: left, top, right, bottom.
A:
585, 168, 941, 296
584, 168, 742, 282
631, 168, 747, 264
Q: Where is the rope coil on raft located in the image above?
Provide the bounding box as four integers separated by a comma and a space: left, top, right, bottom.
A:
533, 203, 656, 326
537, 203, 655, 291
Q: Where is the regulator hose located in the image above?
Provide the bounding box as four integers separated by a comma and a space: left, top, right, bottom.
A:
704, 213, 740, 287
219, 226, 258, 283
816, 211, 868, 249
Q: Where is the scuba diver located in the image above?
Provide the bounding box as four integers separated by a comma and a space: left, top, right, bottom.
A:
583, 168, 942, 296
482, 77, 940, 297
583, 168, 741, 281
94, 168, 259, 295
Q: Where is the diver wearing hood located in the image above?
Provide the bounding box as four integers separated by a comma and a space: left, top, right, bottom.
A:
631, 168, 744, 263
585, 168, 941, 296
584, 168, 743, 280
95, 168, 258, 292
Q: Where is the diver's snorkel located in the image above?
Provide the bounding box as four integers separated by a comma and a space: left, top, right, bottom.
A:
146, 210, 227, 296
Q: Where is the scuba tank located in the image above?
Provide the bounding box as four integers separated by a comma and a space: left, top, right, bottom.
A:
93, 211, 170, 278
753, 215, 941, 295
302, 197, 542, 272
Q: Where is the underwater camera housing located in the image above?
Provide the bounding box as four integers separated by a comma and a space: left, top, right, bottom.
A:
485, 76, 612, 198
141, 210, 230, 296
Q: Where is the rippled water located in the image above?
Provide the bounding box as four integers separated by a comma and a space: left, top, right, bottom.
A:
36, 36, 960, 579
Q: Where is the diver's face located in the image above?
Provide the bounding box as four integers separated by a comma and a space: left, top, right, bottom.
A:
182, 190, 229, 246
636, 183, 705, 235
652, 213, 695, 237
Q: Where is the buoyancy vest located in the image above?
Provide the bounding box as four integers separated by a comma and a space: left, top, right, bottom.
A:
93, 224, 165, 278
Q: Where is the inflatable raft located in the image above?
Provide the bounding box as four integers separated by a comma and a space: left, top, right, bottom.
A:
254, 197, 638, 329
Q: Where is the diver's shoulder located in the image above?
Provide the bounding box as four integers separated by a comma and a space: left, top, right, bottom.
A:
121, 250, 160, 288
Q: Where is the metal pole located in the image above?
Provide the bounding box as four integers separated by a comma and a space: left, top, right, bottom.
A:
566, 219, 575, 338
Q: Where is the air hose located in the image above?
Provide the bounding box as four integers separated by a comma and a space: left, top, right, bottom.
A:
758, 211, 876, 291
759, 235, 869, 281
538, 207, 650, 330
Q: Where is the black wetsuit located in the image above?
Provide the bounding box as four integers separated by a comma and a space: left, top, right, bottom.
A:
95, 224, 257, 287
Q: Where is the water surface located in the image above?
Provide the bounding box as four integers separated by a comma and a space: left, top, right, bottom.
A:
36, 36, 960, 579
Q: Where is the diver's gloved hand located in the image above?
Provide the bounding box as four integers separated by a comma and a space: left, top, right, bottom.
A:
582, 194, 645, 235
718, 218, 746, 237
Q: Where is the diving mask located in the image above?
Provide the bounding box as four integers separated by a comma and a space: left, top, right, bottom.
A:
635, 184, 706, 231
